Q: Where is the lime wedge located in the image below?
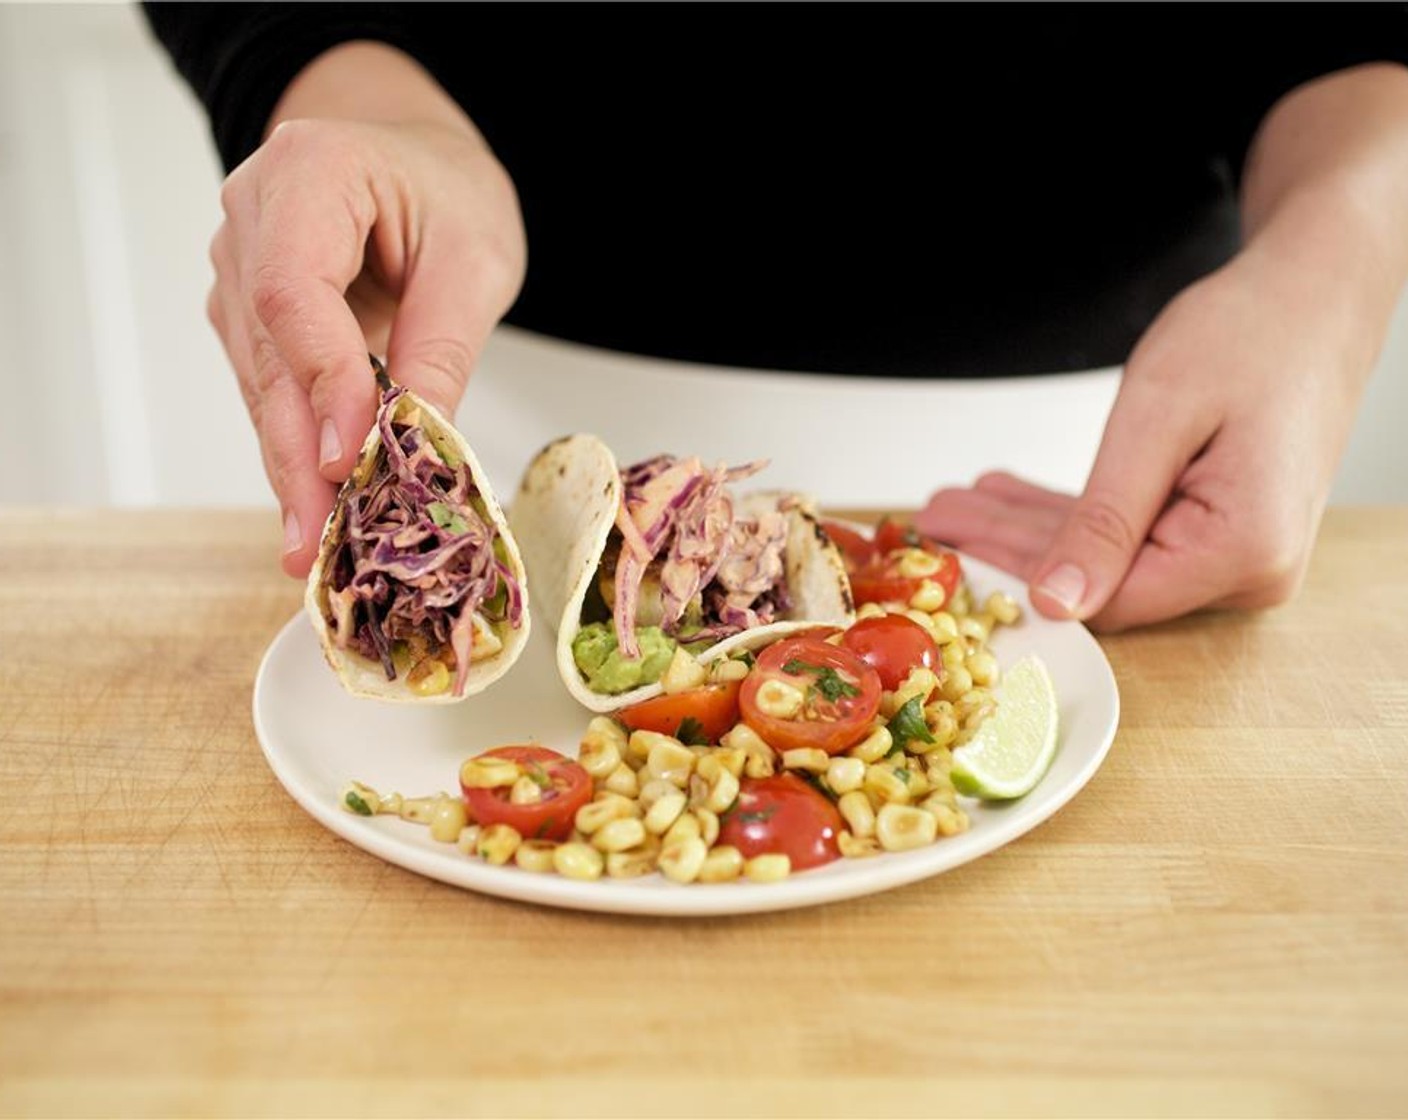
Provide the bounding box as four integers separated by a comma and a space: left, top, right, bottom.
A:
951, 655, 1059, 800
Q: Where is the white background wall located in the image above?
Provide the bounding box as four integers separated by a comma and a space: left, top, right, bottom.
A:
1, 2, 1404, 512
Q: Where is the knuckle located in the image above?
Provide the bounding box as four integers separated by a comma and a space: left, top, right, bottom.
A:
399, 336, 477, 405
1225, 524, 1306, 609
1069, 493, 1141, 556
249, 265, 305, 337
249, 331, 286, 396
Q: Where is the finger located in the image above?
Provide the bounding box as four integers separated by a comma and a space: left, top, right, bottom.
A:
916, 486, 1068, 558
221, 132, 382, 485
951, 538, 1046, 584
385, 226, 520, 420
217, 283, 336, 578
1028, 379, 1219, 622
1085, 483, 1297, 632
972, 470, 1074, 512
249, 193, 379, 484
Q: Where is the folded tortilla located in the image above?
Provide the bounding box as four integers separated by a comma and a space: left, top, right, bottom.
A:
305, 366, 530, 703
509, 434, 853, 712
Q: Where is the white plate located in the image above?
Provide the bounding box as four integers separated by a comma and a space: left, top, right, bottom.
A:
252, 555, 1119, 916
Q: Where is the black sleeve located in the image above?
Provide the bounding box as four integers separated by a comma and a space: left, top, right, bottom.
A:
138, 2, 447, 173
1215, 4, 1408, 186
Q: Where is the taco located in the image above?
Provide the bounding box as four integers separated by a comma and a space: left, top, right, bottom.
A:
509, 434, 853, 712
305, 362, 530, 702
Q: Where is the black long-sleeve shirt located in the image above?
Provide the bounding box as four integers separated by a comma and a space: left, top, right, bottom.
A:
141, 2, 1408, 378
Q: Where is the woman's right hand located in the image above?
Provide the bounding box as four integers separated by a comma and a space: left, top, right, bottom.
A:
206, 43, 526, 577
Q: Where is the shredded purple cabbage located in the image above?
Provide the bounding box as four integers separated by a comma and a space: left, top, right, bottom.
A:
322, 386, 523, 697
610, 454, 790, 658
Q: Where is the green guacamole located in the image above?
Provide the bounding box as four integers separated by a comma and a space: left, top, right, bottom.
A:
572, 622, 681, 694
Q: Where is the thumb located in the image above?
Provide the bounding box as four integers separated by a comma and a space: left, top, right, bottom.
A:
1029, 380, 1214, 622
386, 236, 522, 423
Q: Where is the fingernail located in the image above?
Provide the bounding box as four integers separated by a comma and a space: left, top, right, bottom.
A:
282, 509, 302, 556
319, 419, 343, 467
1036, 562, 1086, 616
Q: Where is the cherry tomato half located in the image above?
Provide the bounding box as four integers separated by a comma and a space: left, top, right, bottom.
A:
617, 680, 742, 745
740, 636, 881, 756
840, 613, 940, 692
823, 518, 963, 609
717, 773, 843, 870
460, 745, 592, 842
820, 519, 879, 570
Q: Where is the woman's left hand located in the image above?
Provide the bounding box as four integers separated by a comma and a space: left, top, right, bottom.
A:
915, 248, 1370, 632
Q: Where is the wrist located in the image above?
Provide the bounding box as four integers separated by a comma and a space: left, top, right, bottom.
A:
1238, 178, 1406, 383
268, 40, 479, 141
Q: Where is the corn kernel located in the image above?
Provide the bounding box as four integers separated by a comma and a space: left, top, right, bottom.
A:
429, 795, 468, 843
660, 646, 708, 694
897, 548, 942, 579
574, 794, 636, 835
644, 789, 688, 835
476, 822, 522, 865
876, 803, 939, 851
459, 756, 520, 790
455, 824, 482, 856
753, 677, 805, 719
694, 808, 721, 847
708, 656, 751, 684
606, 847, 658, 879
838, 790, 876, 838
838, 830, 883, 859
603, 762, 640, 798
743, 853, 791, 882
663, 810, 702, 847
705, 768, 740, 814
514, 839, 557, 873
591, 816, 647, 853
645, 738, 698, 787
699, 844, 745, 883
864, 762, 912, 804
984, 591, 1022, 626
553, 841, 604, 881
578, 721, 624, 779
658, 837, 708, 884
508, 775, 544, 805
908, 580, 947, 613
847, 724, 893, 764
825, 755, 866, 795
782, 747, 830, 773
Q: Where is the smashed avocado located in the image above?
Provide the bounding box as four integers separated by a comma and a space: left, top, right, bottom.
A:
572, 623, 680, 694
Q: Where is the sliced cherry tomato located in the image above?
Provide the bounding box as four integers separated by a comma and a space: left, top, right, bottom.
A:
873, 516, 930, 555
823, 518, 963, 609
717, 773, 843, 870
820, 519, 878, 570
840, 614, 940, 692
850, 545, 962, 609
740, 636, 881, 755
616, 680, 742, 745
460, 745, 591, 842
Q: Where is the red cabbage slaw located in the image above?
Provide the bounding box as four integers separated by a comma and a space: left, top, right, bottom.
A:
322, 386, 524, 697
610, 454, 793, 660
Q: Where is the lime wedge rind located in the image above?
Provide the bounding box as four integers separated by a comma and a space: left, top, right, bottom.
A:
950, 655, 1059, 801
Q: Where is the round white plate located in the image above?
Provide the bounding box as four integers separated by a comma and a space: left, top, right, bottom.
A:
252, 555, 1119, 916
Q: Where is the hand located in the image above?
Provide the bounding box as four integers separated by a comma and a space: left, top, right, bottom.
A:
209, 103, 525, 577
915, 251, 1369, 631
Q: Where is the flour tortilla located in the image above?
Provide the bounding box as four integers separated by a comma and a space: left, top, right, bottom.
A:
305, 382, 530, 703
509, 434, 853, 712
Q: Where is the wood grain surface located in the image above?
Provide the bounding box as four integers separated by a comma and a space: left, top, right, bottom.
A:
1, 507, 1405, 1119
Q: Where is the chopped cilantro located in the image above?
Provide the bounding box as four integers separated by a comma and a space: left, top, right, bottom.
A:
781, 658, 861, 703
888, 696, 936, 753
344, 790, 374, 816
675, 716, 710, 747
